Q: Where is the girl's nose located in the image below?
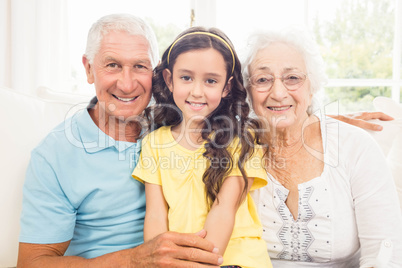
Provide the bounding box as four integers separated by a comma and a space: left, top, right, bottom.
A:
190, 82, 203, 97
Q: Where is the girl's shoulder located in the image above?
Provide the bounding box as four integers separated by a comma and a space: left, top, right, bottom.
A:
141, 126, 173, 146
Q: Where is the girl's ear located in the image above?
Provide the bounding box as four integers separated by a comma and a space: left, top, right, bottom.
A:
162, 69, 173, 92
222, 76, 233, 98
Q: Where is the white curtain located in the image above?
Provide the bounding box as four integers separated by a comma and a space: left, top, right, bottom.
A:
0, 0, 71, 95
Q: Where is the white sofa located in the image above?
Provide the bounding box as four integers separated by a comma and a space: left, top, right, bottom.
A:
0, 86, 401, 267
0, 86, 91, 267
369, 97, 402, 212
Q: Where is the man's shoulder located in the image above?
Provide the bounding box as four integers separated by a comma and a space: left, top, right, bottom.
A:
33, 110, 86, 155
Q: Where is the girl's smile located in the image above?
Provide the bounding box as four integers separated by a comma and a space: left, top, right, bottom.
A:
163, 48, 230, 126
186, 101, 207, 110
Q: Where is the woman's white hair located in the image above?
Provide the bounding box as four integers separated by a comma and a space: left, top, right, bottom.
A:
84, 13, 159, 69
242, 28, 328, 115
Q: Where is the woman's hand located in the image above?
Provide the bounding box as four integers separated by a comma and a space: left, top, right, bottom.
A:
328, 112, 394, 131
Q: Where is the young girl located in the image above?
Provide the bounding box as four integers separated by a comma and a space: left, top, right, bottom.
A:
132, 27, 272, 268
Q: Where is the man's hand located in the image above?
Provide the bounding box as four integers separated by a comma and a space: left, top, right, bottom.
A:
328, 112, 394, 131
17, 230, 223, 268
130, 230, 223, 267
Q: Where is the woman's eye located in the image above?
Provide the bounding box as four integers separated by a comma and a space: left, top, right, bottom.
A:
288, 75, 301, 80
285, 74, 303, 84
257, 77, 270, 84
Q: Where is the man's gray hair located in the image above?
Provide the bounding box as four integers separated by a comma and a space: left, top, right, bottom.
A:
84, 13, 159, 69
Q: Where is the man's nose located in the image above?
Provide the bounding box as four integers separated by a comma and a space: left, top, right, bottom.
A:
117, 67, 137, 93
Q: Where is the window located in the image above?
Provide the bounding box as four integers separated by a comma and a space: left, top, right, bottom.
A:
67, 0, 401, 113
308, 0, 401, 113
213, 0, 402, 112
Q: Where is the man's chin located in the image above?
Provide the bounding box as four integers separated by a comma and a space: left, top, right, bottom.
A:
112, 113, 144, 123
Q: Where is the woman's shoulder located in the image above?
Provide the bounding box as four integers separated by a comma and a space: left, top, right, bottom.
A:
321, 115, 376, 145
319, 115, 384, 167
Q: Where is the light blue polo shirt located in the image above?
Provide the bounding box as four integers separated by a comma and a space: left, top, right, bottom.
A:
19, 104, 145, 258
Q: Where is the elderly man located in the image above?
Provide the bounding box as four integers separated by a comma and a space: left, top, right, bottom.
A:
17, 14, 222, 267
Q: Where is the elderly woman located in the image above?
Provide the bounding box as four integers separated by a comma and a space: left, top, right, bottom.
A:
243, 30, 402, 267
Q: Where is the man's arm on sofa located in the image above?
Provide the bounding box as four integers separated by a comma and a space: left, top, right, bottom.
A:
328, 111, 394, 131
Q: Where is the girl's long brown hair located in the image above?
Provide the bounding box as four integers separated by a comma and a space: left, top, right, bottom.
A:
149, 26, 262, 209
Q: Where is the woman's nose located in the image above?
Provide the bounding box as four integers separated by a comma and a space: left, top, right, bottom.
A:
269, 78, 288, 100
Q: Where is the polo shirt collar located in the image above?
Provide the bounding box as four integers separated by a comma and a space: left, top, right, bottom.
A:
76, 97, 141, 154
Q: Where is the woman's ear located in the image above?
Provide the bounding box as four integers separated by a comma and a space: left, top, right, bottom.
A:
162, 69, 173, 92
222, 76, 233, 98
308, 90, 313, 106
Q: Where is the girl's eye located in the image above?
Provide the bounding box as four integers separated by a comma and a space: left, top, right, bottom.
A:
206, 79, 217, 84
181, 76, 192, 81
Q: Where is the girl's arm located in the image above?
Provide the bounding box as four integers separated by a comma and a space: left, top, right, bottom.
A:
203, 176, 253, 255
144, 182, 169, 242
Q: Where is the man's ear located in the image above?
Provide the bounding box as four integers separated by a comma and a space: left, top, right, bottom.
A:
222, 76, 233, 98
162, 69, 173, 92
82, 55, 94, 84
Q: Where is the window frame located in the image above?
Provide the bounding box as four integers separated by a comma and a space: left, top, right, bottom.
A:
193, 0, 401, 103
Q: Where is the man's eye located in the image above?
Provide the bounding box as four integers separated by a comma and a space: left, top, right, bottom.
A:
107, 63, 119, 68
135, 64, 147, 69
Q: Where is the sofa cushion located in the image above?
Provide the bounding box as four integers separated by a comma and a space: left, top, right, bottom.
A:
370, 96, 402, 211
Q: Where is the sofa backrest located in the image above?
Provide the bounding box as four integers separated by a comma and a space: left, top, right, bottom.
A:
0, 86, 90, 267
0, 86, 401, 267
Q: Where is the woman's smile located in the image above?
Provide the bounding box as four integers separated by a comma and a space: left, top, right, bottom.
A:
267, 105, 292, 112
